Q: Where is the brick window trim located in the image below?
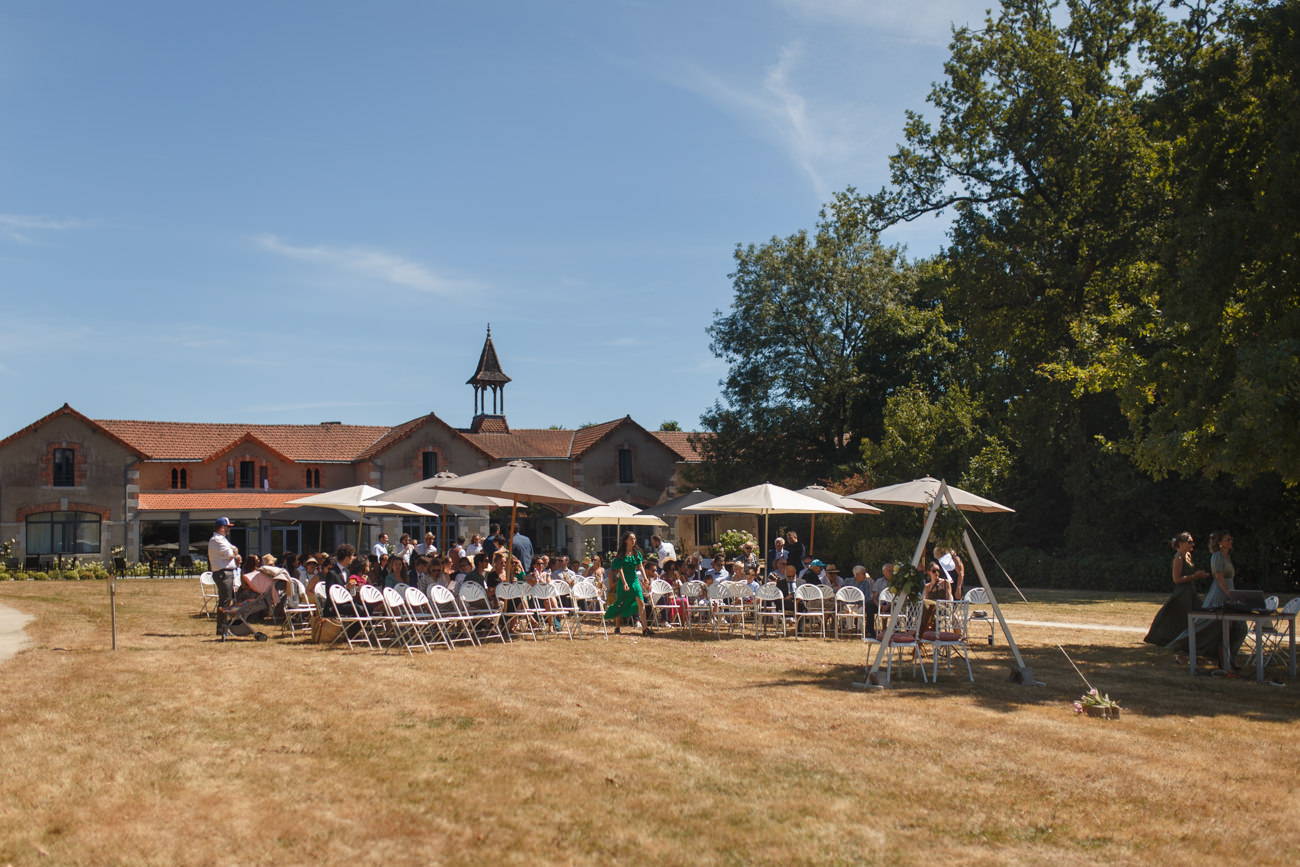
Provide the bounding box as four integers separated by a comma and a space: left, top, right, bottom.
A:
416, 448, 442, 478
223, 458, 280, 489
18, 502, 111, 521
41, 443, 88, 487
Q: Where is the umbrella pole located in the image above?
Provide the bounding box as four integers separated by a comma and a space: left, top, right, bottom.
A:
508, 498, 519, 566
810, 515, 815, 557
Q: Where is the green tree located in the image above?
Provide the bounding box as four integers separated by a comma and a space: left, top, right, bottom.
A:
693, 194, 954, 490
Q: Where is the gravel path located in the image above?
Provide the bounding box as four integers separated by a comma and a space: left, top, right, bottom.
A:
0, 602, 33, 664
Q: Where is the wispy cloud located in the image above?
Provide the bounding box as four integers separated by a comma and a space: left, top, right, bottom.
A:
606, 337, 646, 348
0, 214, 92, 243
776, 0, 990, 46
665, 42, 883, 201
255, 234, 467, 295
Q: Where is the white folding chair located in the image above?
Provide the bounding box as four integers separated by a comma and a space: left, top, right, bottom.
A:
833, 585, 867, 640
328, 584, 376, 650
753, 583, 787, 638
793, 584, 828, 639
865, 589, 925, 681
496, 582, 534, 641
550, 580, 579, 637
963, 586, 995, 646
571, 580, 609, 639
649, 578, 681, 629
198, 571, 219, 618
528, 582, 571, 639
411, 585, 473, 649
681, 580, 711, 639
458, 581, 508, 644
717, 581, 753, 638
358, 584, 398, 648
281, 577, 316, 638
920, 600, 973, 681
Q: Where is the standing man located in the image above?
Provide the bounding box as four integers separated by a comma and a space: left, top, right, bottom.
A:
207, 517, 239, 640
512, 528, 534, 572
651, 534, 676, 567
784, 531, 806, 576
371, 533, 389, 561
416, 532, 438, 558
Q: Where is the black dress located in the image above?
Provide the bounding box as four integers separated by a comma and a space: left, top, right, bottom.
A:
1143, 577, 1200, 647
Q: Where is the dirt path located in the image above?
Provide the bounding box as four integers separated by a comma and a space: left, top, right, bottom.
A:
0, 602, 32, 664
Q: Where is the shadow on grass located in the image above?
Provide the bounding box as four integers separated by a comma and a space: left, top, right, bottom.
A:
742, 640, 1300, 721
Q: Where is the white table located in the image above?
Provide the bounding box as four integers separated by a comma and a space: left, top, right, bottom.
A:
1187, 609, 1297, 682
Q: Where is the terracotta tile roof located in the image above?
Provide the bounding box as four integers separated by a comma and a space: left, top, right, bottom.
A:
354, 412, 490, 461
460, 429, 576, 460
137, 491, 304, 512
652, 430, 708, 462
570, 418, 628, 456
96, 420, 391, 462
0, 404, 145, 455
470, 416, 509, 433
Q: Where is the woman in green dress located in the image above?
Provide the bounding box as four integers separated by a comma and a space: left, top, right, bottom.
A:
605, 532, 652, 636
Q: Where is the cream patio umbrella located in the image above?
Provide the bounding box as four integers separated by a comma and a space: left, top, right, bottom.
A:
567, 500, 666, 554
377, 472, 514, 555
847, 476, 1014, 513
796, 485, 882, 556
288, 485, 436, 550
424, 460, 604, 555
684, 483, 850, 567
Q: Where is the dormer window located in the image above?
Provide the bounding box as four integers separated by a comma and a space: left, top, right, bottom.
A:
170, 468, 188, 489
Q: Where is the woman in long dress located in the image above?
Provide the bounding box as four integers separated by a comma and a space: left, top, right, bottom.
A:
1144, 532, 1208, 653
605, 532, 651, 636
1204, 530, 1246, 660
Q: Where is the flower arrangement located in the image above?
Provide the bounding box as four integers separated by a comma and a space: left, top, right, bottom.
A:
887, 561, 926, 606
1073, 688, 1121, 719
714, 528, 757, 558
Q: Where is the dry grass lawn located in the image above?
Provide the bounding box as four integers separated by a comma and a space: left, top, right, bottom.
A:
0, 580, 1298, 866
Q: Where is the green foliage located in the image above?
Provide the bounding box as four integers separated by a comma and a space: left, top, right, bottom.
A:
713, 528, 757, 558
658, 421, 681, 431
695, 194, 955, 491
888, 562, 925, 606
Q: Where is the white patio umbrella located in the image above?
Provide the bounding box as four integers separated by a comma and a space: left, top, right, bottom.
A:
685, 482, 850, 565
567, 500, 666, 550
425, 460, 604, 554
288, 485, 436, 550
796, 485, 882, 556
847, 476, 1014, 513
378, 472, 514, 555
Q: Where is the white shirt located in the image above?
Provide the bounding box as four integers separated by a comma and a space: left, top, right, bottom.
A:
464, 542, 482, 557
207, 532, 239, 572
416, 542, 438, 557
656, 541, 677, 564
372, 542, 388, 559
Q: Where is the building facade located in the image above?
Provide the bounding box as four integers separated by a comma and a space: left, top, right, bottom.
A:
0, 330, 708, 566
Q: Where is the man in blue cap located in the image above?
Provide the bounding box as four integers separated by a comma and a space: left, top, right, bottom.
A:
207, 517, 240, 640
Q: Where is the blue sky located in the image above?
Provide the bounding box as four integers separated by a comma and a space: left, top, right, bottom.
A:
0, 0, 987, 437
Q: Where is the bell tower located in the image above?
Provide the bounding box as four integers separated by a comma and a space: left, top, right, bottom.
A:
467, 324, 511, 433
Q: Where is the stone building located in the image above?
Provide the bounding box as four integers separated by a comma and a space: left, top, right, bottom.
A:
0, 329, 707, 567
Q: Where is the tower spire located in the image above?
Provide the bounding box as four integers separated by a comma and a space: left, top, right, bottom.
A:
468, 324, 511, 431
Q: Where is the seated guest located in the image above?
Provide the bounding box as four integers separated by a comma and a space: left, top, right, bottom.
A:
744, 565, 761, 594
551, 555, 576, 585
777, 563, 798, 614
298, 556, 317, 586
737, 542, 759, 571
850, 565, 877, 638
705, 555, 729, 585
801, 560, 828, 585
823, 565, 842, 590
923, 561, 953, 601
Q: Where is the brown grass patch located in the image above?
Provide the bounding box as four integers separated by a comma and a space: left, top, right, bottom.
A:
0, 581, 1297, 865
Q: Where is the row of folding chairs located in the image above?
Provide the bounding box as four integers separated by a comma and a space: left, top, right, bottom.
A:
305, 578, 616, 652
644, 580, 873, 641
868, 590, 975, 682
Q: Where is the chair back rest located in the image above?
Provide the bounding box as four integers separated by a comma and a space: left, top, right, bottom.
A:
199, 571, 215, 587
313, 581, 329, 603
726, 582, 754, 601
328, 584, 361, 615
836, 585, 865, 605
530, 582, 558, 601
794, 583, 824, 602
572, 580, 601, 601
650, 579, 675, 600
404, 586, 434, 610
359, 584, 384, 606
1265, 595, 1280, 612
1281, 597, 1300, 615
682, 580, 707, 600
819, 584, 835, 599
382, 586, 407, 614
755, 583, 783, 602
495, 582, 520, 601
877, 587, 895, 607
707, 581, 726, 601
551, 580, 572, 597
459, 581, 488, 603
963, 586, 989, 604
